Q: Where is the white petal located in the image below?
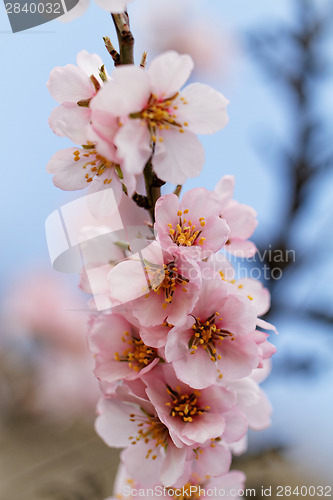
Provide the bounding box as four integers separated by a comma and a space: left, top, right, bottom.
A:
178, 82, 229, 134
47, 64, 94, 103
47, 148, 89, 190
91, 67, 150, 116
76, 49, 103, 79
215, 175, 235, 207
160, 445, 187, 486
95, 398, 138, 447
114, 120, 151, 175
148, 51, 194, 98
48, 103, 90, 144
153, 128, 204, 184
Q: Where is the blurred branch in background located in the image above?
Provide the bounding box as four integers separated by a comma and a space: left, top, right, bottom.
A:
246, 0, 333, 324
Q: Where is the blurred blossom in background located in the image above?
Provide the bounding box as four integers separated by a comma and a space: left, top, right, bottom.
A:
0, 270, 98, 421
1, 0, 333, 498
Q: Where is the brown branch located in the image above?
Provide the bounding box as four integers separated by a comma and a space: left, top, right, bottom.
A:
111, 12, 134, 65
103, 36, 120, 65
143, 159, 161, 223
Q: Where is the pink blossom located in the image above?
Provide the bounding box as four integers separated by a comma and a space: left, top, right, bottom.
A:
110, 463, 245, 499
138, 0, 234, 79
90, 51, 229, 184
1, 270, 99, 419
46, 143, 136, 204
108, 241, 201, 326
252, 324, 277, 369
227, 278, 271, 317
154, 188, 230, 259
95, 384, 187, 486
88, 313, 160, 383
202, 256, 271, 317
225, 377, 272, 431
215, 175, 258, 257
48, 50, 106, 144
142, 365, 247, 448
165, 276, 260, 389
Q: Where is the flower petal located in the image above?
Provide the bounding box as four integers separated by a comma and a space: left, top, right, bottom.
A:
48, 103, 90, 144
148, 51, 194, 98
76, 49, 103, 78
115, 119, 151, 175
47, 148, 89, 190
95, 398, 138, 447
47, 64, 94, 103
153, 128, 204, 184
178, 82, 229, 134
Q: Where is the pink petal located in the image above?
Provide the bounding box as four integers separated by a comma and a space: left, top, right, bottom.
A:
180, 412, 225, 444
47, 64, 94, 103
121, 442, 164, 486
140, 324, 170, 348
76, 49, 103, 78
178, 82, 229, 134
224, 239, 257, 258
215, 175, 235, 207
195, 443, 231, 477
223, 201, 258, 240
218, 335, 259, 379
160, 445, 187, 487
115, 119, 151, 175
172, 348, 218, 389
221, 293, 257, 335
148, 51, 194, 98
153, 128, 204, 185
47, 148, 89, 190
222, 408, 248, 443
91, 67, 150, 116
48, 103, 90, 144
95, 398, 138, 447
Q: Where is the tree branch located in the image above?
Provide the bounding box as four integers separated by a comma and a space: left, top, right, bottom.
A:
111, 12, 134, 65
143, 159, 162, 223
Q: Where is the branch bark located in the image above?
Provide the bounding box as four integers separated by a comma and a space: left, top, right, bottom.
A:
111, 12, 134, 65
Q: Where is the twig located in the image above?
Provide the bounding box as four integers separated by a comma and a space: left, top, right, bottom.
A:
111, 12, 134, 65
143, 159, 161, 223
140, 52, 147, 68
103, 36, 120, 65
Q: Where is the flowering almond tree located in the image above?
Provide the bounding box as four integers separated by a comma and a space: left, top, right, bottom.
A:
46, 4, 276, 498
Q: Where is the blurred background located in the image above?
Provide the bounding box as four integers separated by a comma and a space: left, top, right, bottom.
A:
1, 0, 333, 498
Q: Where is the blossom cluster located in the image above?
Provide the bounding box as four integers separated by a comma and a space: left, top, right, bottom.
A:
47, 41, 276, 498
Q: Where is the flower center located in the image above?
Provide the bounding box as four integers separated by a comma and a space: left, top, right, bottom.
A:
114, 331, 157, 372
73, 143, 114, 184
144, 260, 189, 308
189, 312, 235, 361
165, 385, 209, 423
168, 210, 206, 247
130, 93, 189, 145
129, 411, 169, 459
